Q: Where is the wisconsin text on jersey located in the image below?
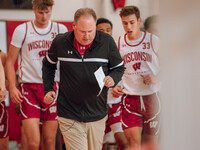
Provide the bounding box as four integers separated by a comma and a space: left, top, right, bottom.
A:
28, 40, 53, 57
122, 51, 152, 64
28, 40, 52, 51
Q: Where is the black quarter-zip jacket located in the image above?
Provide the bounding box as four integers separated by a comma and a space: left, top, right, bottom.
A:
42, 30, 125, 122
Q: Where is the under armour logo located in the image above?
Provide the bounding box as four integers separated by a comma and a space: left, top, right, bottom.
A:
122, 44, 126, 47
150, 121, 158, 128
80, 46, 85, 50
68, 51, 73, 54
23, 92, 29, 95
0, 125, 4, 131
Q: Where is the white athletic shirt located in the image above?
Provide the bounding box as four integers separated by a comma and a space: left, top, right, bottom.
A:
118, 32, 161, 95
11, 20, 68, 83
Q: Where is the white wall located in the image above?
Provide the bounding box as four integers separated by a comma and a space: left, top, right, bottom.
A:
0, 21, 7, 52
0, 0, 159, 40
160, 0, 200, 149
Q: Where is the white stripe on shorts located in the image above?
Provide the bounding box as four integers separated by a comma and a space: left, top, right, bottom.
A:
144, 92, 161, 124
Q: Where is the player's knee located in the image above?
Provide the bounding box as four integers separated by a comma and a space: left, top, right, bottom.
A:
117, 141, 129, 150
115, 133, 129, 149
42, 137, 55, 146
127, 137, 141, 148
28, 142, 40, 150
0, 144, 8, 150
143, 134, 158, 144
124, 129, 142, 146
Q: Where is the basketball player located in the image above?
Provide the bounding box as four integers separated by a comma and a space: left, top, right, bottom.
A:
96, 18, 129, 150
112, 6, 161, 149
0, 50, 8, 150
96, 18, 113, 36
6, 0, 68, 150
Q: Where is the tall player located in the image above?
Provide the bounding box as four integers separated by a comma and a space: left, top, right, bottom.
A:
96, 18, 129, 150
112, 6, 161, 149
0, 50, 8, 150
6, 0, 68, 150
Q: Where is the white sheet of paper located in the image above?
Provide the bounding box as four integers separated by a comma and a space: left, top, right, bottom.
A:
94, 66, 105, 96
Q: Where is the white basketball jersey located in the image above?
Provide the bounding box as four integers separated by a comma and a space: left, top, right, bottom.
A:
17, 21, 63, 83
118, 32, 161, 95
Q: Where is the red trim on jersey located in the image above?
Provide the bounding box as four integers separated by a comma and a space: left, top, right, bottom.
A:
150, 33, 158, 57
31, 21, 53, 35
118, 36, 121, 51
124, 31, 146, 47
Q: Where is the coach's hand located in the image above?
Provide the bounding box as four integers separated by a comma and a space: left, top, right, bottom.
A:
44, 91, 56, 104
104, 76, 114, 88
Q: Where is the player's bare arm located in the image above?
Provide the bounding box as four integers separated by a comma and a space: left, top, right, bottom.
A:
1, 52, 9, 90
112, 85, 124, 98
44, 91, 56, 104
6, 45, 23, 103
0, 82, 8, 102
0, 54, 8, 102
104, 75, 115, 88
0, 88, 7, 102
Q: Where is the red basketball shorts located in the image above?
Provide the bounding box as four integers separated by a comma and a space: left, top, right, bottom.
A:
121, 93, 161, 135
105, 102, 122, 134
19, 83, 59, 121
0, 101, 8, 138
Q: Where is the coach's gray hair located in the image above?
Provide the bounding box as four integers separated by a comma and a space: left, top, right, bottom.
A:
74, 8, 97, 24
